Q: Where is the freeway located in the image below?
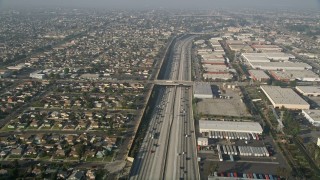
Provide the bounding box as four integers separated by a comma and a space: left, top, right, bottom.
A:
130, 35, 199, 180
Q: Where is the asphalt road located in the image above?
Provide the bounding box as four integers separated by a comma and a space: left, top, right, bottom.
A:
129, 35, 199, 180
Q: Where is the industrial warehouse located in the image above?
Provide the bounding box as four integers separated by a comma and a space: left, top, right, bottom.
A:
301, 110, 320, 127
260, 86, 310, 110
248, 70, 270, 82
199, 120, 263, 134
242, 52, 312, 71
193, 83, 214, 99
296, 86, 320, 96
269, 70, 320, 82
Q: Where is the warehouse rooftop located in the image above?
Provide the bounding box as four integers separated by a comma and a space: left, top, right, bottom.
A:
260, 86, 309, 106
199, 120, 263, 134
296, 86, 320, 95
194, 83, 213, 96
248, 70, 270, 79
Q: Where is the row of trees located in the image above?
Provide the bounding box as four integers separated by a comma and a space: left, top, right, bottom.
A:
282, 110, 300, 136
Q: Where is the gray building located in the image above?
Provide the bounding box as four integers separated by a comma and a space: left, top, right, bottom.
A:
194, 83, 213, 99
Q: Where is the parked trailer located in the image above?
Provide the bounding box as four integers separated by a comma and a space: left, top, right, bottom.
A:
259, 147, 265, 156
269, 174, 274, 180
253, 147, 260, 156
232, 146, 237, 155
234, 132, 238, 139
222, 132, 226, 139
230, 145, 235, 155
239, 133, 242, 139
225, 145, 229, 155
222, 145, 227, 155
253, 173, 258, 179
230, 155, 234, 162
248, 146, 254, 156
226, 145, 231, 155
253, 147, 259, 157
264, 147, 270, 157
217, 144, 221, 153
231, 145, 235, 155
246, 133, 251, 140
218, 152, 223, 161
251, 133, 256, 140
217, 131, 221, 139
256, 147, 261, 157
213, 131, 217, 139
243, 173, 247, 178
236, 132, 240, 139
241, 146, 246, 156
233, 172, 238, 178
247, 147, 251, 156
238, 146, 242, 156
239, 146, 243, 156
231, 132, 234, 139
244, 133, 248, 140
230, 132, 234, 139
256, 147, 262, 157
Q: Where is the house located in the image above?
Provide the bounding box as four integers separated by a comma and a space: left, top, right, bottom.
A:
30, 120, 40, 128
69, 150, 79, 158
86, 170, 96, 180
57, 170, 69, 179
51, 134, 60, 141
32, 168, 42, 175
90, 121, 99, 129
0, 151, 8, 158
95, 151, 104, 158
84, 150, 95, 158
0, 169, 8, 175
11, 148, 23, 156
25, 147, 37, 156
65, 135, 75, 145
67, 170, 85, 180
55, 149, 65, 157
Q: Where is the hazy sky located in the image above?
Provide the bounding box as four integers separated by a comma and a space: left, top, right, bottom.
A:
0, 0, 320, 10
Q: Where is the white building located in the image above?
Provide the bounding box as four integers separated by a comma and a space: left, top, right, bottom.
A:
199, 120, 263, 134
260, 86, 310, 110
249, 62, 312, 71
30, 70, 45, 79
302, 110, 320, 126
197, 137, 208, 146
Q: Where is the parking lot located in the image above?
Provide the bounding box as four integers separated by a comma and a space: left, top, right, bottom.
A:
197, 88, 251, 117
198, 134, 290, 179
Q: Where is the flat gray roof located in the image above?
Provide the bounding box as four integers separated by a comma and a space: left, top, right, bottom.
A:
296, 86, 320, 94
270, 70, 319, 80
260, 86, 309, 106
194, 83, 213, 96
199, 120, 263, 134
250, 62, 312, 69
302, 110, 320, 122
249, 70, 270, 79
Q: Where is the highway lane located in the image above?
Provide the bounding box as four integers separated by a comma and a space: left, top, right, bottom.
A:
130, 35, 199, 180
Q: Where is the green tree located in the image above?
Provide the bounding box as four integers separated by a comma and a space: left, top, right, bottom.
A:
64, 68, 70, 74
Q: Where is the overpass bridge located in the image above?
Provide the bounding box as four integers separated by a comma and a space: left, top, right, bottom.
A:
153, 80, 194, 86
